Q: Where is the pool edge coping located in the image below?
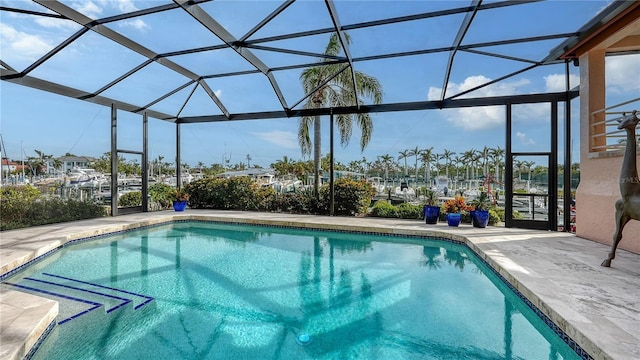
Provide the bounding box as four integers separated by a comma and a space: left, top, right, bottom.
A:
0, 213, 609, 360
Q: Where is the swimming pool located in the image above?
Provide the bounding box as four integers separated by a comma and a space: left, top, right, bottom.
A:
4, 221, 583, 359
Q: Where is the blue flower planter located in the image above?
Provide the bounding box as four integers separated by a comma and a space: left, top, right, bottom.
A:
173, 200, 188, 211
446, 213, 462, 227
423, 206, 440, 224
471, 210, 490, 228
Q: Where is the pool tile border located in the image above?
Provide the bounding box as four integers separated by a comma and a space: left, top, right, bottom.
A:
23, 320, 55, 360
2, 217, 594, 360
0, 221, 174, 283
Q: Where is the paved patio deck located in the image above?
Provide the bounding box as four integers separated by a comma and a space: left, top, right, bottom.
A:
1, 210, 638, 360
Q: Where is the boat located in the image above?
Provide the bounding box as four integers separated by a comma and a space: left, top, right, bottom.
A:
67, 168, 106, 188
367, 177, 387, 194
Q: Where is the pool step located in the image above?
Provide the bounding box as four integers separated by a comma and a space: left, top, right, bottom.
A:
4, 273, 153, 325
42, 273, 154, 310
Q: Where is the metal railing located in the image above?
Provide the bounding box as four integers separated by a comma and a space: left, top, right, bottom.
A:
590, 97, 640, 153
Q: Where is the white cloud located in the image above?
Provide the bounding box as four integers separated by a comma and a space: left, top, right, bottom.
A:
34, 17, 81, 30
75, 0, 140, 18
120, 19, 150, 32
544, 73, 580, 92
0, 24, 53, 62
73, 1, 102, 18
516, 132, 535, 145
214, 89, 222, 98
428, 75, 531, 130
606, 54, 640, 93
429, 75, 531, 100
252, 130, 298, 149
94, 0, 138, 14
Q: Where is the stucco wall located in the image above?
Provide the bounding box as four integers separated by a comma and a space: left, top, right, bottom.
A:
575, 48, 640, 256
576, 154, 640, 255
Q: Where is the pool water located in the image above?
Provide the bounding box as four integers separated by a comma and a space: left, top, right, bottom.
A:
5, 222, 581, 359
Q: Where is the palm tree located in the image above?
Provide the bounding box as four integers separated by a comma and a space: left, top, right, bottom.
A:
481, 146, 490, 177
298, 32, 383, 196
408, 146, 420, 182
442, 149, 456, 179
271, 156, 294, 176
461, 149, 475, 181
420, 147, 434, 187
490, 146, 505, 182
435, 153, 445, 176
156, 155, 165, 177
524, 161, 536, 181
348, 160, 360, 172
471, 149, 482, 180
52, 158, 62, 175
453, 156, 461, 181
514, 159, 525, 180
398, 149, 411, 178
360, 156, 368, 175
378, 154, 393, 187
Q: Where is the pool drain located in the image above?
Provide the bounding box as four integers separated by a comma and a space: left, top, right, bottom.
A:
296, 333, 312, 345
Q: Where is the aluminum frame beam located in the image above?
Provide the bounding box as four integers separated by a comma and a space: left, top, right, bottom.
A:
173, 0, 289, 112
441, 0, 482, 102
0, 68, 174, 121
239, 0, 295, 43
33, 0, 229, 119
325, 0, 359, 109
178, 90, 579, 123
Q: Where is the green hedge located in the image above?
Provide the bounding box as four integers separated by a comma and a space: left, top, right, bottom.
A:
319, 178, 376, 216
1, 185, 106, 231
118, 191, 142, 207
370, 199, 504, 226
116, 183, 180, 209
149, 183, 175, 209
397, 203, 423, 219
184, 177, 375, 216
371, 200, 398, 218
370, 200, 422, 219
185, 177, 275, 211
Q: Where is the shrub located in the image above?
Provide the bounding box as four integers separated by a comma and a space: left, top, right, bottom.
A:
369, 201, 423, 220
185, 177, 274, 211
149, 183, 175, 209
319, 178, 376, 216
253, 186, 277, 211
185, 176, 375, 216
0, 186, 106, 231
118, 191, 142, 207
491, 207, 523, 222
397, 203, 422, 219
370, 200, 398, 218
272, 189, 319, 213
0, 185, 42, 227
184, 178, 223, 209
488, 208, 501, 225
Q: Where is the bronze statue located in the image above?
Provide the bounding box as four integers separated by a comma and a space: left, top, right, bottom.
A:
602, 110, 639, 267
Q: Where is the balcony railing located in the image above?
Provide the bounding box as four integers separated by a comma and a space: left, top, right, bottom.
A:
590, 97, 640, 154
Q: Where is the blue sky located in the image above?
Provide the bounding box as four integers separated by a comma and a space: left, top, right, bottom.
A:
1, 0, 638, 169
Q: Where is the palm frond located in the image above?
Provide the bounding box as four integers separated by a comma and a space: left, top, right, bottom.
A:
298, 116, 313, 156
356, 113, 373, 151
335, 114, 352, 146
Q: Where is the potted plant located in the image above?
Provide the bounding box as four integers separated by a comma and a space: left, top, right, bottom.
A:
442, 196, 471, 227
470, 191, 491, 228
423, 189, 440, 224
172, 188, 189, 211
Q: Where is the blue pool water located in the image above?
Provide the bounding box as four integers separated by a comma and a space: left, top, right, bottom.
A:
5, 222, 582, 359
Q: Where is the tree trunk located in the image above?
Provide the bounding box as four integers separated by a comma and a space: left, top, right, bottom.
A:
313, 115, 321, 197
